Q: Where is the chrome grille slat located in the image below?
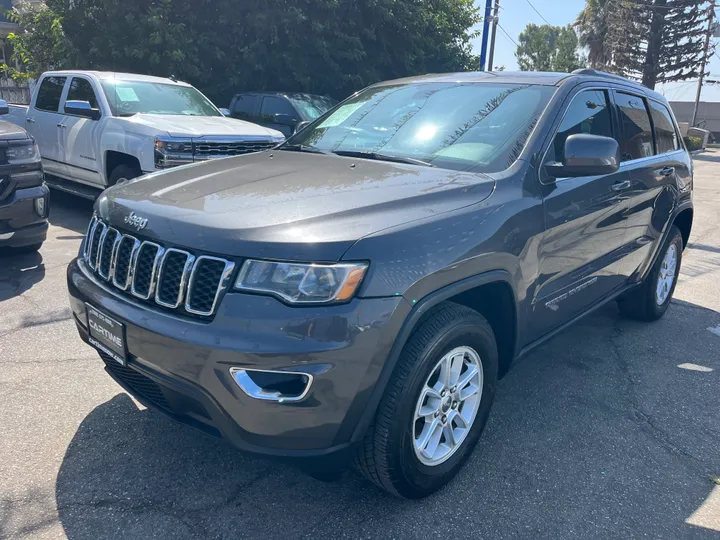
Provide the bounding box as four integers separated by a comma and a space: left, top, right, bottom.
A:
82, 218, 232, 317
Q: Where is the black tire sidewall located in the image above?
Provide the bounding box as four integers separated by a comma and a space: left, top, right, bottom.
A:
109, 164, 141, 186
392, 319, 498, 495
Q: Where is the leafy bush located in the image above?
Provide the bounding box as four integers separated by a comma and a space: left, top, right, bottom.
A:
684, 136, 704, 151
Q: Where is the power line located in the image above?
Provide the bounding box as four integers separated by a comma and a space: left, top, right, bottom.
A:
496, 23, 519, 47
524, 0, 551, 25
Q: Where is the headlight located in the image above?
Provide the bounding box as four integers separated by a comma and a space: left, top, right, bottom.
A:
155, 137, 193, 168
235, 260, 368, 304
7, 143, 40, 164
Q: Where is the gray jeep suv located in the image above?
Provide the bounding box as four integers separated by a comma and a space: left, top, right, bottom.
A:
67, 69, 693, 498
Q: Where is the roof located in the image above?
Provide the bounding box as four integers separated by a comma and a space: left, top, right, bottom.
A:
374, 69, 663, 100
233, 91, 334, 101
41, 71, 192, 86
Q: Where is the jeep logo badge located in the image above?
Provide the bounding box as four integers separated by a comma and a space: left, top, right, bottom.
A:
124, 212, 148, 231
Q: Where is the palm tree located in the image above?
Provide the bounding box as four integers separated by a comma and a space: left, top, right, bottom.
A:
575, 0, 611, 69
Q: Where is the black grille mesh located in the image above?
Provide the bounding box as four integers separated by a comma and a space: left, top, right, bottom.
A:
133, 244, 159, 297
113, 237, 135, 286
193, 141, 275, 157
89, 224, 104, 266
104, 358, 171, 410
99, 229, 119, 278
187, 259, 226, 313
157, 251, 188, 305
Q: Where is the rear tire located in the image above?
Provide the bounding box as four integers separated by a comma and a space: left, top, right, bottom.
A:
354, 302, 498, 498
618, 225, 683, 321
108, 164, 141, 186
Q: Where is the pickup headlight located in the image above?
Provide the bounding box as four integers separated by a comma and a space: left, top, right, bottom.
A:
155, 137, 193, 168
235, 260, 368, 304
7, 143, 40, 165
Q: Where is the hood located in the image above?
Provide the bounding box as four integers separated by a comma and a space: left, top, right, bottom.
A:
125, 114, 284, 139
0, 120, 31, 141
97, 151, 495, 261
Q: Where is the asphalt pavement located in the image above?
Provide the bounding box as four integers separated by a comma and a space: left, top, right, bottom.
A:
1, 153, 719, 539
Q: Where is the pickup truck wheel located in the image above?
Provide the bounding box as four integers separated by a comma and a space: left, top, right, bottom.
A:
354, 302, 498, 498
109, 164, 141, 186
618, 225, 683, 321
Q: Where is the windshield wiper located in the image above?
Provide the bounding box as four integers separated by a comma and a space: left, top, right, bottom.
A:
279, 144, 331, 155
331, 150, 434, 167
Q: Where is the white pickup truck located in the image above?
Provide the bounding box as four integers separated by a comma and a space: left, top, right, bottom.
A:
7, 71, 285, 197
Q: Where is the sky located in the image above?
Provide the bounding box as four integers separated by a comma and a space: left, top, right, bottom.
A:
469, 0, 720, 103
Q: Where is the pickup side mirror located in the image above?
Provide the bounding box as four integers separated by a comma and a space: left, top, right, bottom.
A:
65, 100, 101, 121
272, 113, 298, 126
544, 134, 620, 178
0, 100, 8, 115
294, 120, 311, 134
219, 107, 231, 117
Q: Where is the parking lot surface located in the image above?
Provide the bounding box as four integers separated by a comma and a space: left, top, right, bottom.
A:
1, 153, 719, 539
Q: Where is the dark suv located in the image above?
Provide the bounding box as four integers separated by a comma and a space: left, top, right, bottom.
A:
228, 91, 336, 137
0, 100, 49, 253
67, 70, 693, 498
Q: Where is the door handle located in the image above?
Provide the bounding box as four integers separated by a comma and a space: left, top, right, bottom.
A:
611, 180, 631, 192
660, 166, 675, 177
26, 118, 35, 123
56, 123, 67, 128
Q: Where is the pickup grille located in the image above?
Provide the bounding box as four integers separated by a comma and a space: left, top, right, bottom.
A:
83, 216, 235, 317
193, 140, 275, 158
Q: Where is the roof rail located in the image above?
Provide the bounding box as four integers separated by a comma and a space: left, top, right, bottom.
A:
571, 68, 630, 82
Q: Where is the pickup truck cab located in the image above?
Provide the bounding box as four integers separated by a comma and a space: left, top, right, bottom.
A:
7, 71, 285, 197
67, 70, 693, 498
0, 100, 48, 253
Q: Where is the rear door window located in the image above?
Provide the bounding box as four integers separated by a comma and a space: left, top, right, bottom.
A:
66, 77, 99, 110
232, 94, 259, 120
35, 76, 67, 112
550, 89, 614, 163
648, 101, 679, 154
616, 92, 655, 161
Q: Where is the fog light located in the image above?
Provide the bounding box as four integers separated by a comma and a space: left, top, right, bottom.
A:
34, 197, 47, 218
229, 368, 313, 403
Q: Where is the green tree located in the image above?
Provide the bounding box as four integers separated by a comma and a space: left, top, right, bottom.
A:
45, 0, 481, 103
2, 1, 76, 82
516, 24, 585, 73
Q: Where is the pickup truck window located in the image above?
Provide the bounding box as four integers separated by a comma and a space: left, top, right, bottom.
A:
287, 82, 555, 173
260, 96, 296, 119
616, 92, 655, 161
232, 95, 259, 120
549, 90, 613, 163
35, 76, 67, 112
100, 80, 220, 117
67, 78, 99, 110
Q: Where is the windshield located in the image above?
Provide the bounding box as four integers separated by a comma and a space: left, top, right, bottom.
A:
288, 95, 337, 120
100, 80, 221, 117
286, 82, 555, 173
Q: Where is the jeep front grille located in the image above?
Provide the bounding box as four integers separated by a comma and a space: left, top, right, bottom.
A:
83, 216, 235, 317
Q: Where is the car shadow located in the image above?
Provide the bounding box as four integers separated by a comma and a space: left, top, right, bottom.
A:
0, 249, 45, 301
54, 302, 720, 539
48, 190, 94, 235
691, 152, 720, 164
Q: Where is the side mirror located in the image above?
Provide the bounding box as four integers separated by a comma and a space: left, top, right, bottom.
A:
219, 108, 231, 117
545, 134, 620, 178
65, 100, 101, 120
273, 113, 297, 126
294, 120, 311, 134
0, 99, 8, 115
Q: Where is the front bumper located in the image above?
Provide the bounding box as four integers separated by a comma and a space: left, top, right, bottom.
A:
0, 184, 49, 247
67, 257, 408, 458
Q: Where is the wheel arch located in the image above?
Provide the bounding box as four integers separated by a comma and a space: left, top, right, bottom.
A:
349, 270, 519, 443
105, 151, 141, 186
673, 207, 693, 249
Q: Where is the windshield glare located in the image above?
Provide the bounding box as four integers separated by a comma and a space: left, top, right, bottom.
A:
289, 95, 337, 120
287, 82, 555, 173
101, 80, 221, 117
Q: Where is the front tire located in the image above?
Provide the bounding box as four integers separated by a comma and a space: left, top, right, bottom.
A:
618, 225, 683, 321
354, 302, 498, 498
108, 164, 141, 187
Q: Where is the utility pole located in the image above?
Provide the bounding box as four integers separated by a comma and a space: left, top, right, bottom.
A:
692, 2, 715, 126
479, 0, 493, 71
487, 0, 501, 72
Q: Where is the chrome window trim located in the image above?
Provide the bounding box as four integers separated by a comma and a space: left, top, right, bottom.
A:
92, 222, 109, 270
97, 228, 120, 281
155, 249, 195, 309
185, 256, 235, 316
130, 242, 165, 300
